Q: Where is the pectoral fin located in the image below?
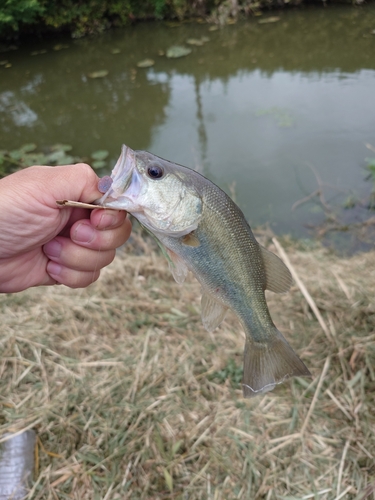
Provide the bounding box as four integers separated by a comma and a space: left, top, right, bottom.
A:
260, 245, 293, 293
201, 292, 228, 332
166, 249, 188, 284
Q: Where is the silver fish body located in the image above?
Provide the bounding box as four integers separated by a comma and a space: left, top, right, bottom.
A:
98, 145, 311, 397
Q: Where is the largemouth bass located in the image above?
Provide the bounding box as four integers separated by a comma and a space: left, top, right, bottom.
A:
97, 145, 311, 397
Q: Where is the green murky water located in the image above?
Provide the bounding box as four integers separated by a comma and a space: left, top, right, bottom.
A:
1, 5, 375, 247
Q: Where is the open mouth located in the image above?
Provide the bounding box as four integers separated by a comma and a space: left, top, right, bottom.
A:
97, 144, 136, 204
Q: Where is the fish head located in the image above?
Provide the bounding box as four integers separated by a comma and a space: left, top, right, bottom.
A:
97, 145, 203, 236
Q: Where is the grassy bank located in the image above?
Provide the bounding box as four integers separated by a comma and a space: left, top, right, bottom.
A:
1, 229, 374, 499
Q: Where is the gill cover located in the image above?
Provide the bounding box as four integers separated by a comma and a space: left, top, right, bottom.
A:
97, 145, 203, 236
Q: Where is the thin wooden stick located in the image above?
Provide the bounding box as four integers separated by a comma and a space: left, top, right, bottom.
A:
300, 356, 330, 436
56, 200, 102, 209
272, 237, 332, 342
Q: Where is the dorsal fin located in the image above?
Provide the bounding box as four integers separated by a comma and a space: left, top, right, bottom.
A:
260, 245, 293, 293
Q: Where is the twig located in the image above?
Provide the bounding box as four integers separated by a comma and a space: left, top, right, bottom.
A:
272, 237, 332, 342
336, 438, 351, 497
300, 356, 331, 436
291, 189, 320, 211
365, 142, 375, 154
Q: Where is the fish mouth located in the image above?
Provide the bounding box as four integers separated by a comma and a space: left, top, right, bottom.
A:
96, 144, 136, 207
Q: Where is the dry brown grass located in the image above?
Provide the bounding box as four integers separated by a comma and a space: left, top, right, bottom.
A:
1, 231, 375, 499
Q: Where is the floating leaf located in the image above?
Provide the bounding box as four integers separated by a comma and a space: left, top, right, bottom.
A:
5, 64, 11, 68
166, 46, 192, 59
47, 150, 74, 164
136, 59, 155, 68
111, 48, 121, 54
91, 150, 109, 161
92, 160, 107, 169
208, 26, 219, 31
53, 44, 69, 51
22, 153, 49, 167
30, 49, 47, 56
9, 150, 23, 160
0, 60, 8, 65
258, 16, 280, 24
165, 21, 181, 28
20, 143, 37, 153
186, 38, 204, 46
50, 144, 73, 152
201, 36, 210, 43
88, 70, 109, 78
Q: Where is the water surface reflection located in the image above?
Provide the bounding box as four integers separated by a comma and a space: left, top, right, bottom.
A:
1, 5, 375, 243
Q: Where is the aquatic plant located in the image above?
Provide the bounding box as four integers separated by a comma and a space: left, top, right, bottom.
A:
0, 144, 110, 178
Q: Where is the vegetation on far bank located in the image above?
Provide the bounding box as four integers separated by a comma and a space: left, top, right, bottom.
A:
0, 0, 370, 40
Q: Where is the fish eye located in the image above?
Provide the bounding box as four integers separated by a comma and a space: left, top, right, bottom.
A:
147, 164, 164, 179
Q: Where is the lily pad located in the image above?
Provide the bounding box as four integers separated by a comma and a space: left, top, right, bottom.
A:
208, 26, 219, 32
166, 46, 192, 59
0, 60, 8, 65
50, 144, 73, 152
88, 70, 109, 79
91, 150, 109, 161
47, 150, 74, 164
30, 50, 47, 56
92, 160, 107, 170
258, 16, 280, 24
111, 48, 121, 54
165, 21, 181, 28
186, 38, 204, 46
20, 143, 37, 153
136, 59, 155, 68
53, 44, 69, 51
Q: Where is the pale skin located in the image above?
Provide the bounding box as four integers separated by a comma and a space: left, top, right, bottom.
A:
0, 163, 132, 293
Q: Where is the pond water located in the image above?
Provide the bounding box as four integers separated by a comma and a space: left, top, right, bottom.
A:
1, 5, 375, 249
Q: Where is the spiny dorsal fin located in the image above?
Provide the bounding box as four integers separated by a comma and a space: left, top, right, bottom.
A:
260, 245, 293, 293
166, 248, 189, 284
201, 292, 228, 332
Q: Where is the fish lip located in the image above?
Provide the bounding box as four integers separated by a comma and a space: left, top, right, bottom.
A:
95, 144, 136, 205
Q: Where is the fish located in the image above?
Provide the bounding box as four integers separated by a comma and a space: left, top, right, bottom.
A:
97, 145, 311, 397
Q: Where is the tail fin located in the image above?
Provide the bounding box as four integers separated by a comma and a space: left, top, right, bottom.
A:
242, 329, 311, 398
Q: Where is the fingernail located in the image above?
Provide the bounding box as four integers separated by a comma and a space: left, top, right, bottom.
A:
99, 212, 117, 228
73, 223, 95, 243
47, 261, 62, 277
44, 240, 62, 258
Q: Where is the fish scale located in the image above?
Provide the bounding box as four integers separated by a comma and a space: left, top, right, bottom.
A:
97, 144, 311, 397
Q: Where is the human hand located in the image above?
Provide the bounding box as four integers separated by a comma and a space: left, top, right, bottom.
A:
0, 163, 131, 293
